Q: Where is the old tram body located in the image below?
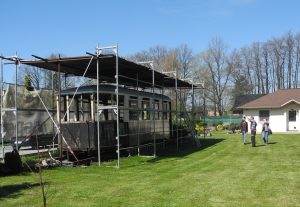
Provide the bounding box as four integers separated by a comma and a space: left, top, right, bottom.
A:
58, 84, 171, 153
0, 50, 200, 169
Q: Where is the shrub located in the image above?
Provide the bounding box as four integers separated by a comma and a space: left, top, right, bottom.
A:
195, 121, 207, 134
226, 123, 241, 133
229, 123, 240, 131
24, 75, 33, 91
216, 124, 224, 131
223, 123, 230, 130
195, 124, 205, 134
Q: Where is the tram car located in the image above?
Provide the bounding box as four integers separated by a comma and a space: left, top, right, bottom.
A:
58, 84, 172, 152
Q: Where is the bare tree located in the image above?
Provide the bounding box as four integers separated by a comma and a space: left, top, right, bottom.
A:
285, 32, 295, 89
294, 34, 300, 88
128, 45, 168, 72
201, 38, 233, 115
18, 65, 45, 89
252, 42, 264, 93
269, 37, 286, 89
175, 44, 194, 79
240, 47, 254, 93
262, 43, 270, 93
231, 50, 253, 97
128, 31, 300, 116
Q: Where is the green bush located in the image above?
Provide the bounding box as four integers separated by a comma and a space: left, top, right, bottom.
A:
24, 75, 33, 91
223, 124, 230, 130
229, 123, 240, 131
216, 124, 224, 131
195, 121, 205, 134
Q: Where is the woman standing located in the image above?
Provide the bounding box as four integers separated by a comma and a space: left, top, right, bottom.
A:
262, 119, 270, 144
240, 116, 248, 145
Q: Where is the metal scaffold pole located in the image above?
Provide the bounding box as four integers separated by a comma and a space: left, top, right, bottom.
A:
179, 87, 182, 146
203, 83, 206, 139
151, 62, 156, 158
161, 87, 165, 149
0, 57, 3, 160
115, 45, 120, 168
175, 69, 179, 152
192, 83, 195, 131
96, 45, 101, 166
51, 71, 55, 150
15, 56, 19, 151
136, 74, 140, 156
57, 58, 62, 163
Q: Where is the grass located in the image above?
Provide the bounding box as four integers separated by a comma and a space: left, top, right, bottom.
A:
0, 133, 299, 207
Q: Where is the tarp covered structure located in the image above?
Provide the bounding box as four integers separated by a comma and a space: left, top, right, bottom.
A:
21, 55, 193, 88
1, 85, 54, 141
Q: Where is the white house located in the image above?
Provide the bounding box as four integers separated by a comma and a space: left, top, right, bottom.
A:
238, 89, 300, 133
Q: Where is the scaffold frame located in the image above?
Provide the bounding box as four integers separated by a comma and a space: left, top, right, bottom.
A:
0, 44, 206, 168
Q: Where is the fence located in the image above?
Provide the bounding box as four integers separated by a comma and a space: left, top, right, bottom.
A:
202, 115, 242, 126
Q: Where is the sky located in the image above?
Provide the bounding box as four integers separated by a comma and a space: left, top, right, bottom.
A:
1, 0, 300, 59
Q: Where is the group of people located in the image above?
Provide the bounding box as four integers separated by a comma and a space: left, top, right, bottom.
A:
240, 116, 271, 147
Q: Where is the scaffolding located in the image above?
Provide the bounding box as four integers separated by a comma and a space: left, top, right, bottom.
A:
0, 44, 205, 168
0, 56, 58, 162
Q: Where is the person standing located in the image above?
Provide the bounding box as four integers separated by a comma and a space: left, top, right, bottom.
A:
262, 119, 270, 144
240, 117, 248, 145
249, 117, 257, 147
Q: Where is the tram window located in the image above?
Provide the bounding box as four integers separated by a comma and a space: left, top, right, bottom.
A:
111, 95, 124, 106
163, 101, 169, 120
155, 100, 160, 120
129, 96, 139, 120
69, 97, 78, 122
105, 95, 124, 121
142, 98, 150, 120
83, 99, 91, 121
118, 95, 124, 120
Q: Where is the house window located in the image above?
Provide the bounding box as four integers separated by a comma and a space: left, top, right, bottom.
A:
259, 110, 270, 121
289, 110, 296, 122
129, 96, 139, 120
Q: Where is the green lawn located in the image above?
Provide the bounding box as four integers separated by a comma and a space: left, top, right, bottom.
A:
1, 133, 299, 207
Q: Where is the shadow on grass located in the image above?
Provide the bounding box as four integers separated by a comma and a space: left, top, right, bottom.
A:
252, 141, 277, 147
147, 137, 224, 163
254, 144, 266, 147
0, 182, 40, 199
0, 163, 34, 177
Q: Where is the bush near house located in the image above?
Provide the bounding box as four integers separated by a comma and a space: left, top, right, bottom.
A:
195, 121, 207, 134
216, 124, 224, 131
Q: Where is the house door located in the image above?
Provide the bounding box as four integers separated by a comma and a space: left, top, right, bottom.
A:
288, 109, 297, 131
